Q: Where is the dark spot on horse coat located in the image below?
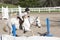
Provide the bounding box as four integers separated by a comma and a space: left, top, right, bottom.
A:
17, 16, 24, 30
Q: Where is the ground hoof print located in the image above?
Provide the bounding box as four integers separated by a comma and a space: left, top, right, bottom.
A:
16, 34, 19, 37
3, 29, 8, 32
3, 27, 8, 32
0, 18, 2, 20
38, 26, 41, 28
38, 32, 48, 36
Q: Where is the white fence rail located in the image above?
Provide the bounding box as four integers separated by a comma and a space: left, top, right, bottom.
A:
0, 7, 60, 13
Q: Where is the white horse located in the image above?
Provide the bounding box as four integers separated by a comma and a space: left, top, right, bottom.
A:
3, 15, 20, 35
22, 15, 31, 33
35, 17, 41, 28
28, 16, 41, 28
6, 17, 19, 35
28, 16, 35, 24
10, 18, 20, 29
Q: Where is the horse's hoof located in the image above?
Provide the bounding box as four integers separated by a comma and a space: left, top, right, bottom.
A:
24, 31, 27, 33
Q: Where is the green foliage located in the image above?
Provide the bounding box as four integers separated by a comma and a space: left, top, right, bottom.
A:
0, 3, 17, 8
1, 0, 60, 7
18, 0, 41, 7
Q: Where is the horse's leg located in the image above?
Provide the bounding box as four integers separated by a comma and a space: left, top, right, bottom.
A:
19, 21, 23, 30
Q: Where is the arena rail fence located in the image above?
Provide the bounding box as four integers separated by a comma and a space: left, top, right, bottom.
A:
0, 7, 60, 13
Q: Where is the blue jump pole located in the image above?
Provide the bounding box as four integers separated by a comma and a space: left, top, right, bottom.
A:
45, 18, 53, 37
12, 24, 16, 37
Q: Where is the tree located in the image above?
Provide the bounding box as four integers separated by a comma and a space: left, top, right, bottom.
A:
43, 0, 56, 7
18, 0, 41, 7
55, 0, 60, 6
3, 0, 19, 5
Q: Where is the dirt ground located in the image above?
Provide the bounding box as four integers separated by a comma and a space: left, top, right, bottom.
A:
0, 12, 60, 37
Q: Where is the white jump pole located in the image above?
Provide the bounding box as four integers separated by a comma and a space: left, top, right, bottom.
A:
2, 6, 9, 20
39, 8, 40, 13
49, 8, 50, 13
6, 6, 9, 20
18, 6, 22, 16
18, 6, 23, 20
2, 6, 4, 20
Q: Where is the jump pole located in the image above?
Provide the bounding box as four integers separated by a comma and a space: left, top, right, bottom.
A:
12, 24, 16, 36
45, 18, 53, 36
